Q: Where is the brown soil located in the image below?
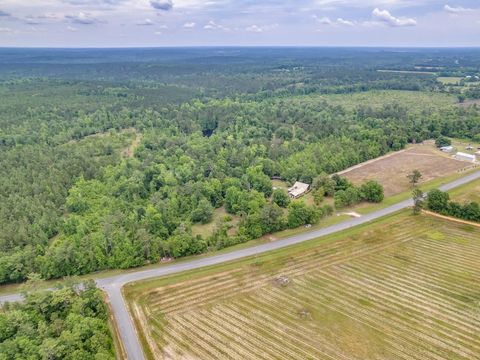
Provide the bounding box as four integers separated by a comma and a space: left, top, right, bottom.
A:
341, 143, 469, 196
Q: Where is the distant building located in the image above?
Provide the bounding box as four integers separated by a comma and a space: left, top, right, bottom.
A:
466, 145, 474, 151
440, 146, 454, 153
455, 152, 476, 163
288, 181, 310, 199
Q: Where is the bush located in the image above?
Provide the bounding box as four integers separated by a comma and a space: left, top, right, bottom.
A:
435, 136, 451, 148
425, 189, 480, 223
191, 198, 214, 224
272, 189, 290, 208
334, 187, 360, 208
313, 188, 325, 205
287, 202, 320, 228
360, 181, 384, 203
426, 189, 450, 213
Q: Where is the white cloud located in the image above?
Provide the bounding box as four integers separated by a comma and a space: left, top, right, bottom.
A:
137, 18, 154, 26
65, 12, 102, 25
154, 31, 162, 35
183, 22, 196, 28
372, 8, 416, 27
313, 0, 435, 9
444, 5, 473, 14
313, 15, 333, 25
67, 25, 78, 31
313, 15, 355, 26
0, 27, 13, 33
203, 20, 229, 31
336, 17, 354, 26
245, 24, 278, 33
246, 25, 262, 33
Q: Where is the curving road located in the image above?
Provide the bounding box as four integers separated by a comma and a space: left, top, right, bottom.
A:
2, 170, 480, 359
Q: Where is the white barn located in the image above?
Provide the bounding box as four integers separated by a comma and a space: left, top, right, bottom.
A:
440, 146, 454, 153
455, 152, 476, 163
288, 182, 310, 199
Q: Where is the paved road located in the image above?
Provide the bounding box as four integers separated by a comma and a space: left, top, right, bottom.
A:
2, 170, 480, 360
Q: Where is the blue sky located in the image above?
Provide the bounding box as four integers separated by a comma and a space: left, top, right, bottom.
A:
0, 0, 479, 47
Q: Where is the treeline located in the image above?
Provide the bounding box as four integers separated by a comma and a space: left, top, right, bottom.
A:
0, 281, 115, 360
425, 189, 480, 222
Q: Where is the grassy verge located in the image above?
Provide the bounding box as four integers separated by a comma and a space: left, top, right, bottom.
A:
447, 177, 480, 203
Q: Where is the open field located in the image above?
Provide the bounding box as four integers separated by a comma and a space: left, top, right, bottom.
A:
377, 69, 436, 75
126, 212, 480, 360
448, 177, 480, 204
437, 77, 463, 85
311, 90, 456, 111
340, 143, 473, 196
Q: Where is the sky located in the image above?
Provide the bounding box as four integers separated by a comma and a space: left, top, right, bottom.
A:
0, 0, 479, 47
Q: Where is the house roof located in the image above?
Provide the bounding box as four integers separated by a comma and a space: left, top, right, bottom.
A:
288, 181, 309, 197
455, 152, 476, 160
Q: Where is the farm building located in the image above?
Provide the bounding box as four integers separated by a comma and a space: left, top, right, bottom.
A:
288, 181, 310, 199
440, 146, 454, 153
455, 152, 476, 163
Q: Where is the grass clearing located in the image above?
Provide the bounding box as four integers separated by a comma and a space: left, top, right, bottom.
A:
438, 76, 463, 85
314, 90, 456, 111
192, 207, 239, 238
340, 142, 473, 196
126, 211, 480, 359
448, 177, 480, 204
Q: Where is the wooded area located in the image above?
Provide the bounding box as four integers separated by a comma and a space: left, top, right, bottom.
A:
0, 281, 115, 360
1, 48, 480, 283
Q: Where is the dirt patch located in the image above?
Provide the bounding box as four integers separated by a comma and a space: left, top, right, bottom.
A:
340, 143, 469, 196
273, 275, 290, 287
340, 212, 362, 218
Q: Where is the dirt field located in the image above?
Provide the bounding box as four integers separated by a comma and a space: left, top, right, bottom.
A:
340, 143, 471, 196
126, 213, 480, 360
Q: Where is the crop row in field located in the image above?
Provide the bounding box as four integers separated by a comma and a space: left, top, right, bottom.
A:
127, 213, 480, 360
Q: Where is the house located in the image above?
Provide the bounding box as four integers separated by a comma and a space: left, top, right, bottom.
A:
466, 145, 474, 151
288, 181, 310, 199
440, 146, 454, 153
455, 152, 476, 163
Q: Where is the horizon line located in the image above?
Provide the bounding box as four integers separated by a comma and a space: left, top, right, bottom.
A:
2, 45, 480, 50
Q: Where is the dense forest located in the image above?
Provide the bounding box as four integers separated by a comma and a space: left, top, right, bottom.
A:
0, 281, 115, 359
1, 48, 480, 283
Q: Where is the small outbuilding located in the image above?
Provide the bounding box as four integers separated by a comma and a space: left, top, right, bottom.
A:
440, 146, 454, 153
455, 152, 476, 163
288, 181, 310, 199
